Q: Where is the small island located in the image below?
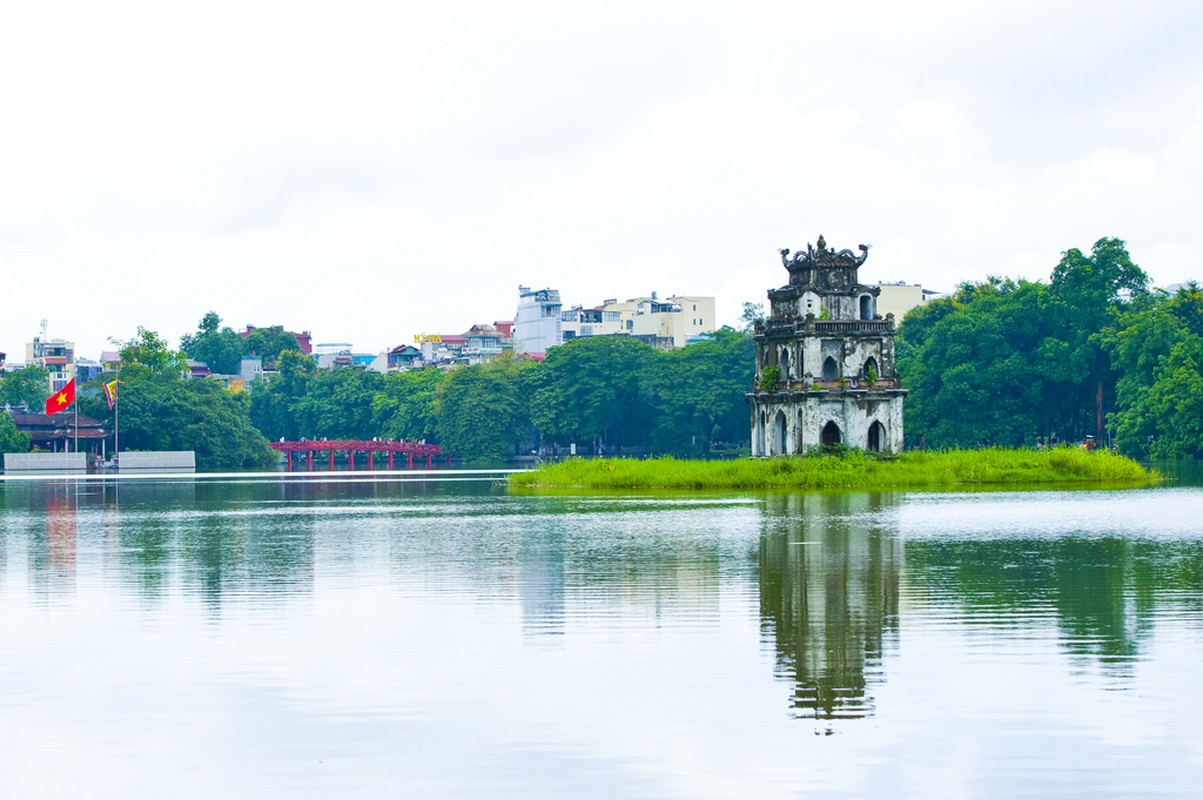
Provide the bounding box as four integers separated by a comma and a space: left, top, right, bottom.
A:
507, 449, 1155, 491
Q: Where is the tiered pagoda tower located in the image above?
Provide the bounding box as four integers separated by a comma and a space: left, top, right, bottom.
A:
749, 235, 906, 455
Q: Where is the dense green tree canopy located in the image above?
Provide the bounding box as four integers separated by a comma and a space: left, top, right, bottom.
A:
117, 327, 189, 381
642, 328, 754, 455
435, 354, 534, 465
897, 238, 1203, 456
529, 336, 658, 449
116, 377, 276, 470
243, 325, 304, 364
249, 350, 318, 441
0, 411, 31, 453
1105, 283, 1203, 458
372, 368, 445, 442
294, 368, 386, 440
898, 278, 1051, 447
0, 364, 51, 410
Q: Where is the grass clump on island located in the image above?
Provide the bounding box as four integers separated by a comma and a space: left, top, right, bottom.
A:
507, 447, 1155, 491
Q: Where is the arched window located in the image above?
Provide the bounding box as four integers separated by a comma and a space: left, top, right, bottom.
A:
860, 295, 874, 320
868, 421, 885, 452
780, 349, 790, 381
863, 357, 879, 382
821, 421, 842, 447
822, 356, 839, 382
774, 412, 788, 455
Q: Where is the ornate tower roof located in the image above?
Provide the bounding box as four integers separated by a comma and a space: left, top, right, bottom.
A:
778, 235, 870, 289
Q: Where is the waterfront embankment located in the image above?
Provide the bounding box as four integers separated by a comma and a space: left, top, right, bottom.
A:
508, 448, 1155, 490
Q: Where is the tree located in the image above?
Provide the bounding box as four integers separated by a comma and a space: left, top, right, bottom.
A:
116, 378, 276, 470
180, 312, 246, 375
896, 239, 1155, 449
528, 336, 658, 451
0, 364, 51, 410
372, 368, 445, 442
897, 278, 1051, 447
1140, 337, 1203, 458
1045, 237, 1149, 440
1105, 285, 1203, 457
0, 411, 30, 453
117, 327, 189, 381
293, 368, 385, 440
643, 328, 754, 455
436, 354, 534, 465
243, 326, 304, 365
740, 302, 766, 331
249, 350, 318, 440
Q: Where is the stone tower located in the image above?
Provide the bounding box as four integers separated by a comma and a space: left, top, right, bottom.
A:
748, 235, 906, 455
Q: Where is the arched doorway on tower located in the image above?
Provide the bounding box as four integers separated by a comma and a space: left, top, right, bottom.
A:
821, 421, 841, 447
868, 420, 885, 452
774, 411, 788, 455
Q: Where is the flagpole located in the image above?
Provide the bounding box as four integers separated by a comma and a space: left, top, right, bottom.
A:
73, 391, 78, 453
114, 385, 120, 466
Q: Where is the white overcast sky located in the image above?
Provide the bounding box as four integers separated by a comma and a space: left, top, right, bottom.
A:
2, 0, 1201, 358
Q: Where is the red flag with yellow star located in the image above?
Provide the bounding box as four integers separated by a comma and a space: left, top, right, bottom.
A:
45, 378, 76, 415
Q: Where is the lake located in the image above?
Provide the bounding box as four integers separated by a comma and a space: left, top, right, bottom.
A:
1, 473, 1201, 798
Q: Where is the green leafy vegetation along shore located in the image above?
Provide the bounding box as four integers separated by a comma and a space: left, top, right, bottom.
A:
508, 448, 1155, 491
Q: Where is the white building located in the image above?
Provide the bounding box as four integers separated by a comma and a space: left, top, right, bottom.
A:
560, 306, 623, 341
513, 286, 562, 356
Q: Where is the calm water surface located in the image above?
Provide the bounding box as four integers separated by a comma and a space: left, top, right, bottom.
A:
1, 475, 1201, 798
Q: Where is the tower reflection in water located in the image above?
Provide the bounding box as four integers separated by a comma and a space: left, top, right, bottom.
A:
759, 492, 901, 720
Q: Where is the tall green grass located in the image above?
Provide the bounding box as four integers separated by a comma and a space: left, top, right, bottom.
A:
507, 448, 1155, 491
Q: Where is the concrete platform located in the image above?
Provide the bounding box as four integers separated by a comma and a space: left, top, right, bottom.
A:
117, 451, 196, 472
3, 452, 88, 473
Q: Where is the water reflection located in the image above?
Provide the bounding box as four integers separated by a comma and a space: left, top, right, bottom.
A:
759, 492, 901, 720
906, 532, 1203, 676
1, 478, 317, 612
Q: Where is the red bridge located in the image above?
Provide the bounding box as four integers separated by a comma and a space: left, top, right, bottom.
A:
270, 439, 447, 471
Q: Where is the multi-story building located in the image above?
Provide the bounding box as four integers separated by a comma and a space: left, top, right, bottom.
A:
604, 293, 716, 348
513, 287, 562, 356
872, 282, 942, 323
26, 335, 76, 392
463, 324, 508, 363
560, 306, 623, 341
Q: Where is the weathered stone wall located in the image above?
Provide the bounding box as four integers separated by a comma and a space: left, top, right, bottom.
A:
750, 391, 905, 456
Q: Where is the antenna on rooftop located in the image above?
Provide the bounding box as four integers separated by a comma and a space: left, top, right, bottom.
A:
40, 319, 48, 340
